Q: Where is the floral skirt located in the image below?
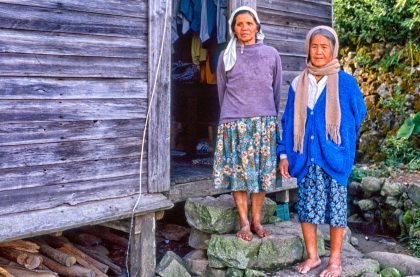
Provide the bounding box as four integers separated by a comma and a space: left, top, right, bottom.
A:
297, 164, 347, 227
213, 116, 280, 193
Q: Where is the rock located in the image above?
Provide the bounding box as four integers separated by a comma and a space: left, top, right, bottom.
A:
156, 251, 191, 277
361, 273, 381, 277
185, 195, 276, 234
206, 267, 226, 277
364, 211, 376, 222
207, 234, 262, 269
381, 180, 401, 197
207, 222, 324, 270
183, 250, 208, 277
189, 227, 211, 250
244, 269, 266, 277
361, 177, 383, 193
160, 224, 190, 241
270, 256, 379, 276
407, 183, 420, 206
360, 273, 380, 277
380, 267, 401, 277
341, 240, 363, 258
358, 199, 378, 211
318, 224, 352, 242
359, 131, 383, 162
226, 268, 244, 277
350, 236, 359, 246
404, 199, 414, 210
349, 181, 363, 196
385, 196, 402, 208
365, 251, 420, 276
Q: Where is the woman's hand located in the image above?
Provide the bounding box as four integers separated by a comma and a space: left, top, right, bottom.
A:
279, 158, 291, 178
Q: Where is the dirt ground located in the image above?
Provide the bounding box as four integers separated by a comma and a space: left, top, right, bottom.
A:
351, 230, 413, 255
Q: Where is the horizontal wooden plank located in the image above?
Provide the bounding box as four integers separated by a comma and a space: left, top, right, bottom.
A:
0, 174, 148, 216
262, 24, 309, 42
0, 78, 147, 99
0, 156, 147, 192
0, 0, 147, 18
0, 53, 147, 78
0, 28, 146, 58
0, 99, 147, 122
278, 53, 306, 71
0, 119, 145, 146
259, 8, 331, 30
169, 177, 298, 203
0, 193, 173, 242
265, 38, 306, 57
257, 0, 332, 19
0, 2, 147, 37
0, 137, 143, 169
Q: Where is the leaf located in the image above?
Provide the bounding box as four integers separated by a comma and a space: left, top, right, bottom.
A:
413, 112, 420, 135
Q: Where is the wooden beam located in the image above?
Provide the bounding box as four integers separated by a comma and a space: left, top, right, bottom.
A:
0, 194, 173, 242
128, 214, 156, 277
148, 0, 171, 193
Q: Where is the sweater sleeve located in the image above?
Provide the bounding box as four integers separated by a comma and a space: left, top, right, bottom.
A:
277, 86, 295, 157
272, 52, 283, 115
216, 51, 227, 108
350, 78, 367, 134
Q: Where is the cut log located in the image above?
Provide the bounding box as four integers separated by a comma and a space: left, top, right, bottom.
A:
0, 248, 43, 269
40, 236, 108, 276
0, 266, 16, 277
84, 227, 128, 248
37, 242, 76, 267
65, 232, 102, 247
1, 265, 57, 277
0, 240, 39, 253
58, 246, 109, 277
75, 244, 122, 275
41, 255, 94, 277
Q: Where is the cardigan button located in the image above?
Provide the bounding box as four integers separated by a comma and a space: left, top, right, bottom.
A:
310, 111, 314, 115
310, 135, 314, 140
311, 158, 314, 162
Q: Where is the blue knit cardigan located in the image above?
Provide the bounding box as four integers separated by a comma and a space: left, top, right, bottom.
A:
277, 71, 367, 186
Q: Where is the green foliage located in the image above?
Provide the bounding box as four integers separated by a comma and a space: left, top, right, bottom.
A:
397, 112, 420, 138
350, 165, 390, 182
334, 0, 419, 47
334, 0, 420, 164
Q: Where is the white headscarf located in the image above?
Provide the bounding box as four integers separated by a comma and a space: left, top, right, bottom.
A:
223, 6, 265, 71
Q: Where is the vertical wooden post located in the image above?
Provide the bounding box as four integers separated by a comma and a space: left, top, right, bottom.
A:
230, 0, 257, 11
129, 213, 156, 277
148, 0, 172, 193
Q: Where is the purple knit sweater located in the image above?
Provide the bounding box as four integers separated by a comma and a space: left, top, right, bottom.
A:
216, 41, 283, 124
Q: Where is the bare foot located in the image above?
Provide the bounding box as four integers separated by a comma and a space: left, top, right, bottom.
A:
251, 223, 271, 238
319, 262, 342, 277
236, 224, 253, 241
294, 257, 321, 274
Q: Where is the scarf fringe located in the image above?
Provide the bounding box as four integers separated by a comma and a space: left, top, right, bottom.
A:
326, 124, 342, 145
293, 134, 304, 154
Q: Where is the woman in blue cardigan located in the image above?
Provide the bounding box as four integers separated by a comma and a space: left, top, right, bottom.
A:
277, 26, 366, 277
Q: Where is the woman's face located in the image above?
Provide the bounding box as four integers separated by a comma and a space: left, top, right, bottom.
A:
309, 34, 333, 67
233, 13, 258, 45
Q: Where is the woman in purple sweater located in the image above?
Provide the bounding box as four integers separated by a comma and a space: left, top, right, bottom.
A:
213, 6, 282, 241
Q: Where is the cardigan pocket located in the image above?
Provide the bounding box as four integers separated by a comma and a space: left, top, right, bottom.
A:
321, 139, 348, 174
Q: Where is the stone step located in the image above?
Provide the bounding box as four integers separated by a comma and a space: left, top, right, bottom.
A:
207, 221, 325, 271
185, 194, 277, 234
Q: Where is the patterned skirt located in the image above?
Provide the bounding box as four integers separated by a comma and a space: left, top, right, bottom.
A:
213, 116, 280, 193
297, 164, 347, 227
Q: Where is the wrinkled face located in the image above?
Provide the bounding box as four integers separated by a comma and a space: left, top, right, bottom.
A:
233, 13, 258, 45
309, 34, 333, 67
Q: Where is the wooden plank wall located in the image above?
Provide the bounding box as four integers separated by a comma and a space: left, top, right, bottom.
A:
0, 0, 150, 218
257, 0, 332, 112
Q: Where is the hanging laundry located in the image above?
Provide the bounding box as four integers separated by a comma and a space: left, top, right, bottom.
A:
191, 33, 208, 66
214, 0, 227, 44
199, 0, 217, 43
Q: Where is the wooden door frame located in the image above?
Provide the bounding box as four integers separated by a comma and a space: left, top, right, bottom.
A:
148, 0, 172, 193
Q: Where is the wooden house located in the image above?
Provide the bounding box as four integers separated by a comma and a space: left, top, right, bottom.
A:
0, 0, 332, 275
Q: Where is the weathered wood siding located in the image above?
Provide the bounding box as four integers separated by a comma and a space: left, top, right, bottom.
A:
0, 0, 151, 219
257, 0, 332, 111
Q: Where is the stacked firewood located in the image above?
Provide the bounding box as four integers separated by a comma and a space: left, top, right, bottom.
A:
0, 227, 127, 277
